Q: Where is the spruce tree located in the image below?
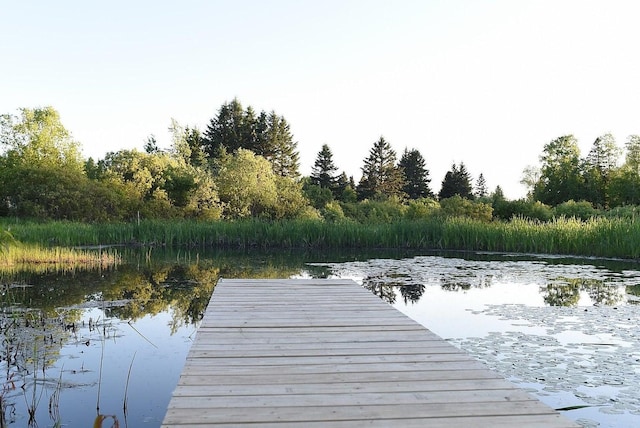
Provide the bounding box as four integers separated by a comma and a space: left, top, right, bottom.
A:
203, 101, 300, 178
310, 144, 338, 189
357, 137, 405, 200
475, 173, 488, 198
202, 98, 248, 158
262, 112, 299, 178
438, 162, 473, 199
398, 148, 432, 199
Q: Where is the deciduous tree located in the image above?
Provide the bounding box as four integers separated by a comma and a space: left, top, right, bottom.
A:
533, 135, 584, 206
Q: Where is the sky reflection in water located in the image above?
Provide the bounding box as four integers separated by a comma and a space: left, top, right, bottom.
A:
309, 254, 640, 428
2, 251, 640, 427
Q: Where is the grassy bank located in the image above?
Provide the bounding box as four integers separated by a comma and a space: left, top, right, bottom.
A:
0, 243, 121, 273
1, 216, 639, 260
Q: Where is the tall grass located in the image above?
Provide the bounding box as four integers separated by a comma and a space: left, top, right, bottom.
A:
0, 242, 120, 271
1, 216, 639, 259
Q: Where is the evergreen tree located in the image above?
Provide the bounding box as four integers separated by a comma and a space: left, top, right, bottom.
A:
203, 101, 299, 178
261, 112, 299, 177
310, 144, 338, 189
357, 137, 405, 200
438, 162, 473, 199
582, 133, 620, 207
144, 135, 159, 154
202, 98, 249, 158
475, 173, 488, 198
398, 148, 432, 199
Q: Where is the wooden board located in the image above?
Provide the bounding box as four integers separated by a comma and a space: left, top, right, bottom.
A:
162, 278, 578, 427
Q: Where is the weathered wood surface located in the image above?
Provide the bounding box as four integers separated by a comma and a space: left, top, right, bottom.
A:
163, 278, 577, 427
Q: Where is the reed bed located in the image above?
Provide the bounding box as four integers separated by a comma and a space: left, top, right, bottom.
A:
0, 243, 121, 271
2, 216, 639, 259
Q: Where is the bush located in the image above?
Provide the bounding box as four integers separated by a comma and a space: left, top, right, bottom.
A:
493, 199, 552, 222
321, 201, 346, 223
404, 198, 440, 220
553, 200, 598, 221
339, 199, 407, 223
439, 196, 492, 222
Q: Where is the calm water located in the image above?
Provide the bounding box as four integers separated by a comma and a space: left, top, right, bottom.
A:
1, 249, 639, 427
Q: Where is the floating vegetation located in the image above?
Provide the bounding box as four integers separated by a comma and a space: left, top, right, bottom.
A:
451, 304, 640, 422
318, 252, 640, 426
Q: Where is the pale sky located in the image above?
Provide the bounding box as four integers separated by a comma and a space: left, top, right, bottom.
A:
2, 0, 639, 199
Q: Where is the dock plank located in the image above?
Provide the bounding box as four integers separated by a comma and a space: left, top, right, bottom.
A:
162, 278, 578, 427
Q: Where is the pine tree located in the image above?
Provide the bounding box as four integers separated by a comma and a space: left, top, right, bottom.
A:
310, 144, 338, 189
398, 148, 432, 199
357, 137, 405, 200
438, 162, 473, 199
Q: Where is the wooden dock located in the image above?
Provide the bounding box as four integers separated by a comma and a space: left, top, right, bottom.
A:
162, 279, 578, 427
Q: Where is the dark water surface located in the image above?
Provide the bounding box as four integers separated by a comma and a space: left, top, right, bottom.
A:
1, 249, 639, 427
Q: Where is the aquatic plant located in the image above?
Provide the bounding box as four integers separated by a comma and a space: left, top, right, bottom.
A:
2, 216, 640, 259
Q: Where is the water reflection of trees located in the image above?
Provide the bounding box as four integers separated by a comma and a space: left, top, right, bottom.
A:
361, 276, 427, 305
0, 251, 310, 427
439, 275, 493, 291
362, 277, 397, 304
398, 284, 426, 304
540, 278, 623, 306
627, 285, 640, 302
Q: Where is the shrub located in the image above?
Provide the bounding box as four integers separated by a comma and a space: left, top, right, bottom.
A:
439, 196, 493, 222
405, 198, 440, 220
553, 200, 598, 221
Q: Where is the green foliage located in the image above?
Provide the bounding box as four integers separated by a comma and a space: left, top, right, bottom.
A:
357, 137, 405, 200
534, 135, 584, 205
273, 176, 310, 220
553, 200, 598, 221
261, 112, 300, 178
398, 148, 432, 199
99, 149, 221, 220
302, 181, 334, 209
169, 119, 207, 168
339, 183, 358, 203
438, 162, 473, 200
582, 134, 620, 207
340, 198, 407, 224
321, 201, 347, 223
602, 204, 640, 220
492, 199, 553, 222
439, 196, 493, 222
474, 173, 488, 198
5, 215, 640, 258
0, 107, 84, 171
203, 100, 299, 178
0, 108, 83, 219
310, 144, 339, 190
404, 198, 440, 220
216, 149, 278, 219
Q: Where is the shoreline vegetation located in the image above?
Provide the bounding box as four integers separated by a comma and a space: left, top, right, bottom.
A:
0, 230, 121, 272
2, 216, 639, 261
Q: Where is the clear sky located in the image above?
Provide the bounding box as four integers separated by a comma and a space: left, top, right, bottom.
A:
2, 0, 639, 199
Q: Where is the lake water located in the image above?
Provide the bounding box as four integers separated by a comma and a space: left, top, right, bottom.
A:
1, 250, 639, 427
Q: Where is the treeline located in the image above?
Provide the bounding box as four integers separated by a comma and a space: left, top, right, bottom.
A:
1, 102, 639, 224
